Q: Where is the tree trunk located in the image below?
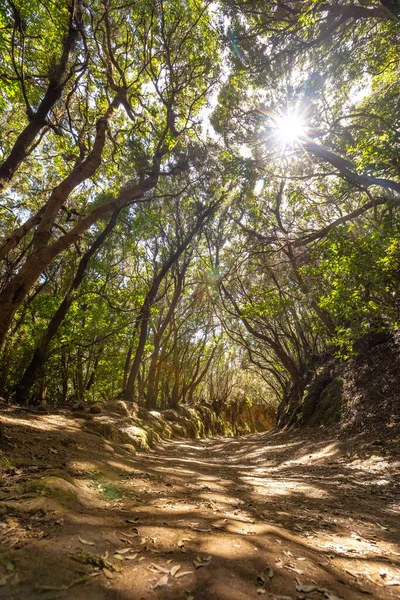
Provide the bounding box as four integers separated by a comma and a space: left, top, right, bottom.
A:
145, 270, 185, 409
124, 198, 222, 402
12, 211, 119, 404
0, 0, 83, 191
169, 327, 180, 409
0, 175, 156, 350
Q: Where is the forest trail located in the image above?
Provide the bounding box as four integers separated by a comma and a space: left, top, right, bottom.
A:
0, 410, 399, 600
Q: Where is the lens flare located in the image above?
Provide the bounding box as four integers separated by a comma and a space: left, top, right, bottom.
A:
274, 113, 306, 145
257, 106, 309, 152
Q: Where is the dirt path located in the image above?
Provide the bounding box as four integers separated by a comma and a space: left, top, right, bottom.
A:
0, 410, 399, 599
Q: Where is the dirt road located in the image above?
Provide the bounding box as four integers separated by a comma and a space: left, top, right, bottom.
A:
0, 411, 399, 599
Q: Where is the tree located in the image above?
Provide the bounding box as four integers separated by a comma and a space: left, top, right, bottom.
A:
0, 0, 220, 348
1, 0, 399, 423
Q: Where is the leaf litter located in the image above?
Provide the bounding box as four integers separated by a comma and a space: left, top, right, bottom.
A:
193, 555, 212, 568
78, 536, 95, 546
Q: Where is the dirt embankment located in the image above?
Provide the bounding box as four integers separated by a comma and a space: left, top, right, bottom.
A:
69, 399, 275, 453
279, 331, 400, 435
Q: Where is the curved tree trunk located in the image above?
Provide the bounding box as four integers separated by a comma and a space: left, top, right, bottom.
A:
0, 0, 83, 191
124, 197, 224, 402
12, 210, 120, 404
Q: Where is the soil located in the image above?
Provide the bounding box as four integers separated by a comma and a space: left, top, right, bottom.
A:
0, 407, 399, 600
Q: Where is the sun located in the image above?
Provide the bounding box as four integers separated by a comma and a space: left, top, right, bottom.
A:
274, 112, 306, 146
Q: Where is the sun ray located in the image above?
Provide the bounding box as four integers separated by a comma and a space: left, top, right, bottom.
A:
258, 105, 310, 153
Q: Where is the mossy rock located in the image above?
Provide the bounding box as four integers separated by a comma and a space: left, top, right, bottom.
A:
30, 476, 80, 507
122, 425, 150, 450
145, 412, 165, 433
84, 420, 118, 441
121, 444, 136, 455
143, 426, 161, 446
106, 401, 131, 417
162, 410, 180, 422
170, 423, 186, 437
300, 374, 333, 425
308, 377, 344, 426
178, 416, 198, 438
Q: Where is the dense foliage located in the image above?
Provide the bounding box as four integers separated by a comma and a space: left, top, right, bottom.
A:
0, 0, 399, 424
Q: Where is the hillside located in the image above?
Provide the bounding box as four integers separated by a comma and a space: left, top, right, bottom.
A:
279, 331, 400, 436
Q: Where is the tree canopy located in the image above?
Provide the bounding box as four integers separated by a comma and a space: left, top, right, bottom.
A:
0, 0, 399, 424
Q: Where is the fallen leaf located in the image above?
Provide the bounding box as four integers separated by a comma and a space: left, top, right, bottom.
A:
257, 588, 266, 595
190, 526, 211, 533
296, 583, 319, 593
324, 592, 345, 600
193, 558, 212, 569
119, 536, 132, 544
175, 570, 193, 579
78, 535, 95, 546
151, 563, 170, 574
287, 566, 304, 575
103, 568, 114, 579
268, 568, 274, 579
170, 564, 181, 576
153, 574, 169, 588
113, 554, 124, 561
116, 548, 131, 554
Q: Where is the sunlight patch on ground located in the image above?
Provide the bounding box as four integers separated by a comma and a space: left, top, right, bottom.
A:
314, 531, 398, 559
106, 460, 135, 472
282, 443, 340, 465
69, 460, 100, 473
347, 455, 391, 472
198, 535, 260, 560
242, 476, 329, 499
0, 413, 79, 433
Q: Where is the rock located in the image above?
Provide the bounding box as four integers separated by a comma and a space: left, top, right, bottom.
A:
60, 437, 77, 447
102, 401, 131, 418
162, 410, 180, 422
122, 444, 136, 455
